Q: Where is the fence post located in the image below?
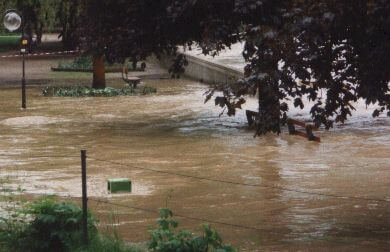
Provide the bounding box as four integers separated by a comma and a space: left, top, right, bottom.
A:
81, 150, 88, 246
21, 52, 26, 109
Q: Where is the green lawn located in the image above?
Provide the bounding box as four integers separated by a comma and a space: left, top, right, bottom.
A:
0, 35, 20, 52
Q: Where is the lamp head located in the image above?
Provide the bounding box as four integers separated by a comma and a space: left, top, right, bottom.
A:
3, 10, 22, 32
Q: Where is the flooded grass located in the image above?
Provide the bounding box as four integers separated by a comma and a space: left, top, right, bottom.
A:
0, 79, 389, 251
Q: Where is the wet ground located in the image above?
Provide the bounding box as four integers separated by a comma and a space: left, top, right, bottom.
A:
0, 75, 389, 251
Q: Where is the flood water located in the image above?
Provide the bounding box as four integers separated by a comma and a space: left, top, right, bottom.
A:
0, 78, 389, 251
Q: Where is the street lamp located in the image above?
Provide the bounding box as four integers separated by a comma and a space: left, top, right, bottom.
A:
3, 9, 28, 109
3, 11, 21, 32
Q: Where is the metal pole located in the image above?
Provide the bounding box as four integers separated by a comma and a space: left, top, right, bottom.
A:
21, 16, 26, 109
81, 150, 88, 246
22, 53, 26, 109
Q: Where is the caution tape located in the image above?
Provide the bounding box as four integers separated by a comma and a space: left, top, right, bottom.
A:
0, 50, 80, 58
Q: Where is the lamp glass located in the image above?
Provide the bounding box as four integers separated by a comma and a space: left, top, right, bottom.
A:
3, 12, 22, 32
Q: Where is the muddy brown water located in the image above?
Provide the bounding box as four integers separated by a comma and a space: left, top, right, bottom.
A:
0, 79, 389, 251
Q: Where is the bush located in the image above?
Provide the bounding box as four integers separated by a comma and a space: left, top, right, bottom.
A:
58, 56, 93, 70
42, 85, 157, 97
148, 208, 236, 252
57, 56, 146, 71
0, 198, 97, 252
0, 197, 137, 252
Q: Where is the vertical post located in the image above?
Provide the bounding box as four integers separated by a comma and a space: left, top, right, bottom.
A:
20, 16, 27, 109
22, 53, 26, 109
287, 119, 296, 134
81, 150, 88, 246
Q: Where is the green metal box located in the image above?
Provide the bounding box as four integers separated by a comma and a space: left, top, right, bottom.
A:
107, 178, 131, 193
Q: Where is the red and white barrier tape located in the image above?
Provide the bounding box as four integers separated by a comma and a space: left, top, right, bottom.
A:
0, 50, 80, 58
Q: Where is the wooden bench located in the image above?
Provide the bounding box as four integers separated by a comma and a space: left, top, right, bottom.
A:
246, 110, 258, 127
287, 118, 320, 142
122, 66, 141, 88
246, 110, 321, 142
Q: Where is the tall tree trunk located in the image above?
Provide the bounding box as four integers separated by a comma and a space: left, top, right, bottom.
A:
92, 55, 105, 89
256, 81, 281, 136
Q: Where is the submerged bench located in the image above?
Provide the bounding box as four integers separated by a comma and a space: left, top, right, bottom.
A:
246, 110, 320, 142
122, 67, 141, 88
287, 118, 320, 142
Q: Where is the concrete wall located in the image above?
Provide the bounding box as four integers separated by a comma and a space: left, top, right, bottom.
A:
150, 53, 244, 85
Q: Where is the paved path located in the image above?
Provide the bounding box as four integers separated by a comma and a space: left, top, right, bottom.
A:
0, 34, 169, 86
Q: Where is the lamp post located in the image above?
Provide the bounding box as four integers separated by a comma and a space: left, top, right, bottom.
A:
3, 10, 27, 109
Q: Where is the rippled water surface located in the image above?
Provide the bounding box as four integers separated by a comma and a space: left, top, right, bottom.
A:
0, 79, 389, 251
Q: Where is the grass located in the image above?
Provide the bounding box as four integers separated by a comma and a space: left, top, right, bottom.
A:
49, 71, 93, 80
56, 56, 145, 72
0, 35, 20, 52
74, 235, 141, 252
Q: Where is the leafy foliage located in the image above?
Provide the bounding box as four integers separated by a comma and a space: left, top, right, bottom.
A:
1, 0, 81, 48
79, 0, 389, 135
0, 197, 138, 252
148, 208, 236, 252
55, 0, 82, 49
42, 85, 157, 97
58, 56, 94, 70
57, 56, 144, 71
0, 197, 97, 252
1, 0, 57, 44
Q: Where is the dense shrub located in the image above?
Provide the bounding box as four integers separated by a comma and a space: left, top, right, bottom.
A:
0, 198, 97, 252
0, 197, 138, 252
57, 56, 146, 71
58, 56, 94, 70
42, 85, 157, 97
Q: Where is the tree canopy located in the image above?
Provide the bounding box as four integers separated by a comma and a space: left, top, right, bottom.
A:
1, 0, 80, 47
4, 0, 388, 135
79, 0, 389, 135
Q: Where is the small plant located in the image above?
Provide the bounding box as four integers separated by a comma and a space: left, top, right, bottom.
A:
42, 85, 157, 97
148, 208, 236, 252
0, 178, 28, 252
74, 234, 140, 252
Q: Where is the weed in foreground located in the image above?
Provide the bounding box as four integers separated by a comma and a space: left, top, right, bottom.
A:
148, 208, 237, 252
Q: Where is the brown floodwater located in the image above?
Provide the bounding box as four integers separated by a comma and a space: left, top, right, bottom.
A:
0, 79, 389, 251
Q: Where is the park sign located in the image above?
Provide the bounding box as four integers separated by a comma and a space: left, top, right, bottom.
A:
3, 10, 22, 32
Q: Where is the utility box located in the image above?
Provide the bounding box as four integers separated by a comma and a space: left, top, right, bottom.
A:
107, 178, 131, 193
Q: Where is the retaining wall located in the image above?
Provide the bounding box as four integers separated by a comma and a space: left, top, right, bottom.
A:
150, 53, 244, 85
